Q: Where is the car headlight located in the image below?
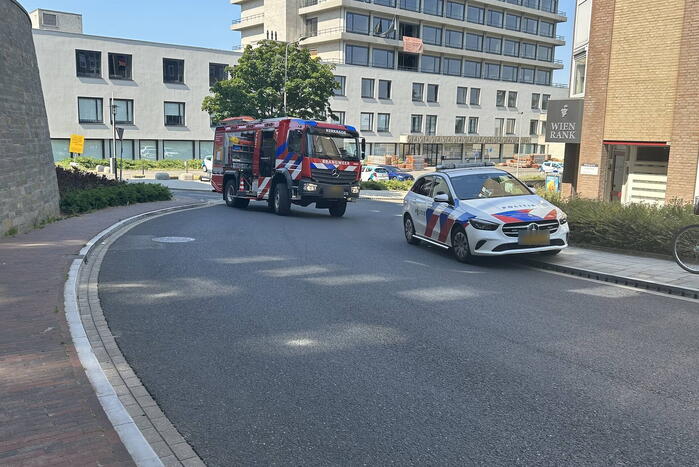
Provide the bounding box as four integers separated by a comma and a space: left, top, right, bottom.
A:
304, 183, 318, 192
559, 216, 568, 225
470, 218, 499, 231
350, 186, 360, 194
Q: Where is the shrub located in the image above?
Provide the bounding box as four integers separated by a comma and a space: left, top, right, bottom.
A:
56, 157, 201, 171
55, 166, 121, 196
60, 183, 172, 215
361, 179, 414, 191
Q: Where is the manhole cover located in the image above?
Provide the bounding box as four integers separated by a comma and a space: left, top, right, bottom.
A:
152, 236, 195, 243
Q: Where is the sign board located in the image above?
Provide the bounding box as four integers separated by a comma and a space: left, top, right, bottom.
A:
546, 99, 584, 143
69, 134, 85, 154
116, 127, 124, 141
402, 135, 521, 144
545, 174, 561, 192
580, 163, 599, 176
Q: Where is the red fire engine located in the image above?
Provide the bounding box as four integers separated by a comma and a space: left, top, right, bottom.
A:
211, 117, 364, 217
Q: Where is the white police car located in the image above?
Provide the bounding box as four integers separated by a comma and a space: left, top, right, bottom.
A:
402, 164, 569, 262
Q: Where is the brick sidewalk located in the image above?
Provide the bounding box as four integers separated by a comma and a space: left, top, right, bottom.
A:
0, 197, 200, 466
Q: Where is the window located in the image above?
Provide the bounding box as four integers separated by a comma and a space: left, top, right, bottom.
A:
455, 116, 466, 134
468, 117, 479, 134
432, 176, 451, 198
487, 10, 503, 28
334, 75, 346, 96
400, 0, 420, 11
519, 67, 535, 83
346, 45, 369, 65
329, 111, 346, 124
306, 17, 318, 36
522, 17, 538, 34
504, 39, 519, 57
421, 55, 441, 74
541, 94, 550, 110
372, 48, 395, 69
209, 63, 227, 86
541, 121, 547, 136
464, 60, 481, 78
505, 13, 521, 31
444, 58, 462, 76
110, 99, 133, 124
361, 78, 374, 98
163, 140, 194, 160
484, 37, 502, 54
529, 120, 539, 135
426, 115, 437, 135
373, 17, 396, 39
467, 5, 484, 24
445, 29, 463, 48
412, 83, 424, 101
347, 12, 370, 34
539, 21, 554, 38
163, 58, 184, 83
77, 97, 103, 123
399, 22, 420, 38
470, 88, 480, 105
507, 91, 517, 108
75, 50, 101, 78
427, 84, 439, 102
495, 118, 504, 136
411, 176, 433, 196
42, 12, 57, 26
375, 0, 396, 6
423, 25, 442, 46
506, 118, 516, 134
456, 87, 468, 105
521, 42, 536, 59
423, 0, 443, 16
108, 53, 132, 80
139, 140, 158, 160
535, 69, 551, 85
360, 112, 374, 131
540, 0, 556, 12
378, 80, 391, 99
164, 102, 185, 126
465, 33, 483, 51
502, 65, 518, 82
531, 93, 540, 109
537, 45, 553, 62
496, 90, 506, 107
446, 1, 465, 20
484, 63, 500, 80
411, 114, 423, 133
574, 54, 586, 95
111, 140, 133, 159
200, 141, 214, 159
377, 113, 390, 132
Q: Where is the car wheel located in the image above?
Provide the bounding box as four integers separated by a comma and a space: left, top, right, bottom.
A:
328, 201, 347, 217
404, 215, 421, 245
224, 179, 236, 208
273, 182, 291, 216
451, 226, 473, 263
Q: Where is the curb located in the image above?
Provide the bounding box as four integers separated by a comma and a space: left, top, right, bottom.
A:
521, 257, 699, 300
64, 202, 211, 466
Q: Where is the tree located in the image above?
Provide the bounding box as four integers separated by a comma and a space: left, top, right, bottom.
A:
202, 40, 338, 121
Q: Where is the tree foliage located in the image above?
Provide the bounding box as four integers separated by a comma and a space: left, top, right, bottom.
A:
202, 40, 338, 121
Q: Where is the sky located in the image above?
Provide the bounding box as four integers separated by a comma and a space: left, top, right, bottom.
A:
20, 0, 574, 84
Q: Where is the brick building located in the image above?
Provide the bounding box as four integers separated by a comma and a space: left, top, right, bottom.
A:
557, 0, 698, 204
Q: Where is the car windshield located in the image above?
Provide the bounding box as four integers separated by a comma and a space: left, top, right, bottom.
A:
375, 168, 388, 173
308, 129, 360, 161
450, 172, 531, 200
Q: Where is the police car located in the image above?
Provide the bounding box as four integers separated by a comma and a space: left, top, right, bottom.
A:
402, 164, 569, 262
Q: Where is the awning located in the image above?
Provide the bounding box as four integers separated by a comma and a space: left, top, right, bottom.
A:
603, 141, 668, 147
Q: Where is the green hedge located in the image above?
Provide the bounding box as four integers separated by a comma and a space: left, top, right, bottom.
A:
56, 157, 201, 171
361, 180, 414, 191
60, 183, 172, 215
542, 192, 696, 256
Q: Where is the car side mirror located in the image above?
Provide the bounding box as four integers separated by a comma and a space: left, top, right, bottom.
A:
361, 138, 366, 160
434, 193, 450, 204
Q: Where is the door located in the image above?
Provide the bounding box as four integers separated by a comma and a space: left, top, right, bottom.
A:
426, 175, 454, 242
260, 130, 276, 177
409, 176, 434, 235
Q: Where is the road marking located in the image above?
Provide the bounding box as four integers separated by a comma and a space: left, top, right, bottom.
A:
152, 236, 195, 243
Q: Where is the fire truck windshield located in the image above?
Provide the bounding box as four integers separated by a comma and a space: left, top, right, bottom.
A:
307, 131, 360, 161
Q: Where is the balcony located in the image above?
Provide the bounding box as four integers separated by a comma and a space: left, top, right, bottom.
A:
231, 13, 264, 30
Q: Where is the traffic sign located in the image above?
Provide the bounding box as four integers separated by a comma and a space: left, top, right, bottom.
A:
69, 134, 85, 154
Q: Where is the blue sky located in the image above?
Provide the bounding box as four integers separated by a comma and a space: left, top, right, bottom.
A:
20, 0, 574, 84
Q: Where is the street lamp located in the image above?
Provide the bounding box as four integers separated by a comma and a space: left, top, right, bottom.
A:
111, 103, 118, 180
516, 111, 525, 179
283, 36, 308, 116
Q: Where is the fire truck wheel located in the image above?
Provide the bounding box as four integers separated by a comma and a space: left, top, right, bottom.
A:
328, 201, 347, 217
224, 179, 237, 208
273, 182, 291, 216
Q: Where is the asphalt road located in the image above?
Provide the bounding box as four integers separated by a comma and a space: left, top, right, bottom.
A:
99, 198, 699, 466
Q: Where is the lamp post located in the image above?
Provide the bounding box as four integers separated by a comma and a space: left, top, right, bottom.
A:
516, 111, 525, 179
111, 103, 118, 180
283, 36, 308, 116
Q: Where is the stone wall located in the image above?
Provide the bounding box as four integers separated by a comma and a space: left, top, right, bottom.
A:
0, 0, 60, 234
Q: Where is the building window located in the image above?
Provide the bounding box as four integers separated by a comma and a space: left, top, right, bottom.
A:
505, 13, 521, 31
423, 0, 443, 16
334, 75, 346, 96
400, 0, 420, 12
531, 93, 540, 109
412, 83, 424, 101
329, 111, 346, 124
529, 119, 539, 135
467, 5, 485, 24
347, 12, 370, 34
112, 140, 134, 159
484, 37, 502, 54
421, 55, 441, 74
163, 58, 184, 83
484, 63, 500, 80
373, 17, 396, 39
519, 67, 535, 83
163, 140, 194, 159
541, 121, 547, 135
446, 0, 465, 20
496, 90, 506, 107
411, 114, 423, 133
139, 140, 158, 160
42, 12, 57, 26
110, 99, 133, 124
346, 45, 369, 65
507, 91, 518, 108
427, 84, 439, 102
443, 58, 462, 76
521, 42, 536, 59
464, 60, 481, 78
522, 17, 538, 34
542, 94, 550, 110
378, 80, 392, 99
164, 102, 185, 126
398, 52, 419, 71
535, 69, 551, 85
502, 65, 518, 82
506, 118, 516, 135
486, 10, 503, 28
455, 116, 466, 134
374, 0, 396, 6
377, 113, 390, 132
361, 78, 375, 98
75, 50, 101, 78
456, 87, 468, 105
539, 21, 554, 38
426, 115, 437, 135
108, 53, 132, 80
372, 48, 395, 69
445, 29, 463, 48
537, 45, 553, 62
465, 33, 483, 52
399, 22, 420, 38
495, 118, 504, 136
468, 117, 479, 134
522, 0, 539, 7
422, 26, 442, 46
77, 97, 103, 123
574, 54, 586, 95
470, 88, 481, 105
540, 0, 556, 12
360, 112, 374, 131
306, 17, 318, 37
504, 39, 519, 57
209, 63, 227, 86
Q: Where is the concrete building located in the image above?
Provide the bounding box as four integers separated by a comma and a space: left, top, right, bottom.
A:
232, 0, 569, 162
556, 0, 699, 204
31, 10, 239, 162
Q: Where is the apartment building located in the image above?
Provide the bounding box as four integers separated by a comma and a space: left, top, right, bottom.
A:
232, 0, 569, 162
30, 9, 239, 162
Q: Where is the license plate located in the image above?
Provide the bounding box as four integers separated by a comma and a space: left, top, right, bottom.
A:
518, 230, 550, 246
324, 185, 344, 198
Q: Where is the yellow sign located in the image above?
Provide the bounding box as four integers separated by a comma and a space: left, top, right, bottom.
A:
69, 134, 85, 154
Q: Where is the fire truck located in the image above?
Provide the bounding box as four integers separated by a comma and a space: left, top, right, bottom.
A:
211, 117, 364, 217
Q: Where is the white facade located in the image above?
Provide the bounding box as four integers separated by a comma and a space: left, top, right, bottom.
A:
569, 0, 590, 97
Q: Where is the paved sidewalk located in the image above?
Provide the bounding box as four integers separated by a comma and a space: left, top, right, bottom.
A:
0, 196, 202, 466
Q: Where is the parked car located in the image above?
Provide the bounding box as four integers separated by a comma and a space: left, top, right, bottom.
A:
201, 155, 213, 172
361, 165, 390, 182
380, 165, 415, 181
402, 165, 569, 262
539, 161, 564, 174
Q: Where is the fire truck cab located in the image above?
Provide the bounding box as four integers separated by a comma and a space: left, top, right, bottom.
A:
211, 117, 364, 217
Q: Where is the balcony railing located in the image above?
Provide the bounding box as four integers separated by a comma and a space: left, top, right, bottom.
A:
231, 13, 264, 25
